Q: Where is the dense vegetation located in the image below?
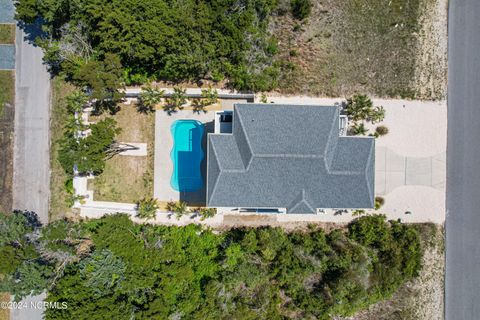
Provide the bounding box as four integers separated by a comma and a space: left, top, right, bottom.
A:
0, 211, 423, 319
57, 90, 122, 178
15, 0, 280, 91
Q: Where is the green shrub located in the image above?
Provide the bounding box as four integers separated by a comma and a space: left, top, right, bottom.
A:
375, 196, 385, 210
291, 0, 312, 20
376, 125, 389, 136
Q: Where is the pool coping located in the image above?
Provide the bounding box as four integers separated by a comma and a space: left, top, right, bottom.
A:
154, 110, 215, 204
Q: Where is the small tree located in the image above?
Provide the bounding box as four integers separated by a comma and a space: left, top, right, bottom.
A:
198, 208, 217, 221
350, 122, 369, 136
136, 198, 159, 220
174, 201, 188, 220
165, 201, 188, 220
370, 106, 385, 123
137, 87, 164, 113
192, 99, 207, 114
164, 87, 187, 114
201, 87, 218, 106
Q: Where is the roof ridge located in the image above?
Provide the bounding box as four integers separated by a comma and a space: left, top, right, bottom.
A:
287, 189, 316, 213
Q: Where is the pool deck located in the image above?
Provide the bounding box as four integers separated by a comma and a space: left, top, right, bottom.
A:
154, 110, 215, 205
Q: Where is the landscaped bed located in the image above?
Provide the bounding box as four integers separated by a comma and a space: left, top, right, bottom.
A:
88, 104, 155, 203
0, 24, 14, 44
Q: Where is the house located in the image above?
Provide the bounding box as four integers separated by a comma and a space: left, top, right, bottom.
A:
206, 104, 375, 214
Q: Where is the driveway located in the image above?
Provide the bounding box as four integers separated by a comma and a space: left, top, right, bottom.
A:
13, 25, 51, 224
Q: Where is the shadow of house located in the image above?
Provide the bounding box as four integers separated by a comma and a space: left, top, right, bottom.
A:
179, 120, 214, 206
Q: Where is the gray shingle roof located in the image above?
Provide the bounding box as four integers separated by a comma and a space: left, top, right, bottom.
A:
207, 104, 375, 213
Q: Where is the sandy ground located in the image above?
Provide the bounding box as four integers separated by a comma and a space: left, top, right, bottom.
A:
414, 0, 448, 100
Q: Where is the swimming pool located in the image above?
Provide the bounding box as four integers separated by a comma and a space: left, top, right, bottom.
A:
170, 120, 205, 192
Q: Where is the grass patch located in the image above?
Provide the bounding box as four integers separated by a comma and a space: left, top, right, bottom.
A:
49, 77, 77, 221
0, 70, 14, 118
0, 24, 15, 44
274, 0, 423, 98
89, 105, 154, 203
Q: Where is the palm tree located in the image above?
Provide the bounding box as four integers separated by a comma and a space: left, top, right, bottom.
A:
350, 122, 369, 136
165, 201, 188, 220
345, 94, 372, 122
173, 201, 188, 220
345, 94, 385, 123
164, 87, 187, 114
200, 87, 218, 106
192, 99, 207, 114
135, 198, 159, 220
199, 208, 216, 221
137, 87, 164, 113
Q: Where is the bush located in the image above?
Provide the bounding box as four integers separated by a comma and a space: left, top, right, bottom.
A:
375, 125, 389, 136
350, 122, 369, 136
291, 0, 312, 20
375, 196, 385, 210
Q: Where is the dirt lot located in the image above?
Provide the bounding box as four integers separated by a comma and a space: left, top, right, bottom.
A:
273, 0, 447, 100
0, 70, 14, 213
89, 104, 155, 203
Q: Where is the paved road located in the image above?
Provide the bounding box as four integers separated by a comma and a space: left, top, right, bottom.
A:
12, 26, 51, 225
445, 1, 480, 319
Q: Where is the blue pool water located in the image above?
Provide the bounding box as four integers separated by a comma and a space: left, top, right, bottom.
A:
170, 120, 205, 192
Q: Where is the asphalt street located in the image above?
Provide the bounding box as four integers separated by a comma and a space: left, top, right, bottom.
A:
13, 26, 51, 225
445, 1, 480, 319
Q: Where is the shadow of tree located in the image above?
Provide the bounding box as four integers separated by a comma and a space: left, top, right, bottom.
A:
192, 99, 207, 114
